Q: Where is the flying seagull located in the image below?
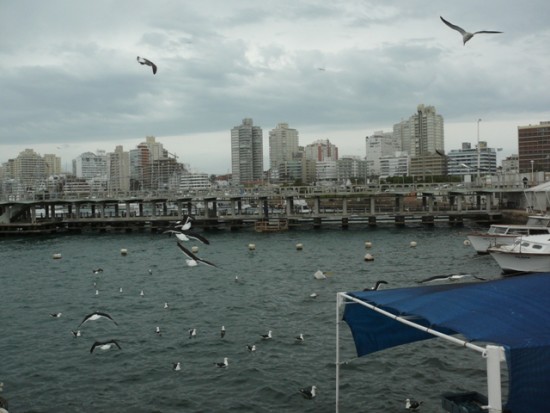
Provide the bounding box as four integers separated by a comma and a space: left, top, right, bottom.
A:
176, 242, 217, 268
90, 339, 122, 354
136, 56, 157, 74
363, 280, 388, 291
299, 385, 317, 400
77, 311, 118, 328
440, 16, 502, 45
417, 273, 486, 284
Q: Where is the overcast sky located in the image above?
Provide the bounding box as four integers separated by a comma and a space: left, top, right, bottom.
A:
1, 0, 549, 174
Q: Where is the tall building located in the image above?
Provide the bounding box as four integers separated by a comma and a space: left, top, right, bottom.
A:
337, 156, 368, 184
393, 104, 444, 157
304, 139, 338, 161
74, 151, 107, 180
43, 154, 62, 176
365, 131, 399, 177
269, 123, 299, 172
107, 145, 130, 192
231, 118, 264, 185
14, 149, 46, 190
518, 121, 550, 173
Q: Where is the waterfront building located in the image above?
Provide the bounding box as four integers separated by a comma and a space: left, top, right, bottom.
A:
179, 172, 211, 191
304, 139, 338, 162
502, 154, 519, 174
73, 151, 107, 180
107, 145, 130, 192
380, 152, 410, 178
518, 121, 550, 173
13, 148, 46, 191
269, 123, 299, 174
231, 118, 264, 185
394, 104, 445, 176
447, 142, 497, 176
43, 154, 62, 176
316, 160, 338, 185
365, 131, 399, 177
337, 156, 368, 184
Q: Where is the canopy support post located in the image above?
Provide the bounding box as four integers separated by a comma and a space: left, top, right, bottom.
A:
484, 345, 505, 413
336, 293, 344, 413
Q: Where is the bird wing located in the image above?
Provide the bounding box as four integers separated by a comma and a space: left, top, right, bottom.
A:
440, 16, 466, 35
473, 30, 503, 35
110, 340, 122, 350
417, 274, 448, 283
182, 230, 210, 245
177, 242, 217, 267
78, 313, 93, 327
96, 311, 118, 325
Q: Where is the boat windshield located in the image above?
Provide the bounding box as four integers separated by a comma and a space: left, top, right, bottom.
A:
525, 216, 550, 226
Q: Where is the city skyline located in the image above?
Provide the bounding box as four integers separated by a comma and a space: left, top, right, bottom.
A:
1, 1, 549, 174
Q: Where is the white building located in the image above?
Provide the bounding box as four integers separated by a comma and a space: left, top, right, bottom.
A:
179, 172, 211, 191
316, 160, 338, 185
74, 151, 107, 180
269, 123, 299, 173
380, 152, 410, 178
393, 104, 444, 157
304, 139, 338, 162
365, 131, 399, 176
231, 118, 264, 185
107, 145, 130, 192
447, 142, 497, 176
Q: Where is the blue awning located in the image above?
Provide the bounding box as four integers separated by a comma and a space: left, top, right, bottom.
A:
342, 273, 550, 413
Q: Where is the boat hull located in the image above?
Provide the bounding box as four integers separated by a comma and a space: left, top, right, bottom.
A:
489, 251, 550, 274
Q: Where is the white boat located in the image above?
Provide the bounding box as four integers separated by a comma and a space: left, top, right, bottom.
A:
488, 234, 550, 274
466, 215, 550, 254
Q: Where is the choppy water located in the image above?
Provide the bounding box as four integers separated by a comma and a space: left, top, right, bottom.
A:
0, 225, 503, 412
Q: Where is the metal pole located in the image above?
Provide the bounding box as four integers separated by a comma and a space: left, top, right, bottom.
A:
484, 345, 504, 413
477, 118, 482, 184
336, 293, 343, 413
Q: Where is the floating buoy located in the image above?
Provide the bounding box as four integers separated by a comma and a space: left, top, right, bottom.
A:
192, 246, 199, 253
365, 241, 372, 249
296, 243, 303, 251
364, 253, 374, 261
410, 241, 417, 248
120, 248, 128, 256
52, 253, 62, 259
463, 239, 471, 246
248, 243, 256, 251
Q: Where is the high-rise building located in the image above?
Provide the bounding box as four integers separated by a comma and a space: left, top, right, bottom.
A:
107, 145, 130, 192
518, 121, 550, 173
304, 139, 338, 161
74, 151, 107, 180
43, 154, 62, 176
393, 104, 444, 156
231, 118, 264, 185
447, 142, 497, 175
365, 131, 399, 177
269, 123, 299, 173
14, 149, 46, 190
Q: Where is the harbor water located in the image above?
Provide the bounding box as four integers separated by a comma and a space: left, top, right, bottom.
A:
0, 225, 504, 412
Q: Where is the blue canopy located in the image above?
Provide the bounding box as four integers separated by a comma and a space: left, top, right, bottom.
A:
343, 273, 550, 413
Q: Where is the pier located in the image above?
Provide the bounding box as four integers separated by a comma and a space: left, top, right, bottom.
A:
0, 184, 528, 236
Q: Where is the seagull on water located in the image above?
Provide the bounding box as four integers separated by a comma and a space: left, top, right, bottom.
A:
136, 56, 157, 74
50, 312, 62, 318
299, 385, 317, 399
405, 398, 423, 411
92, 268, 103, 274
156, 326, 162, 336
176, 242, 217, 268
214, 357, 228, 368
90, 339, 122, 354
363, 280, 388, 291
189, 328, 197, 339
261, 330, 272, 340
221, 326, 226, 338
164, 302, 169, 309
417, 273, 485, 284
313, 270, 327, 280
295, 333, 305, 343
440, 16, 502, 45
246, 344, 256, 352
71, 330, 81, 338
77, 311, 118, 328
309, 292, 318, 298
173, 362, 181, 371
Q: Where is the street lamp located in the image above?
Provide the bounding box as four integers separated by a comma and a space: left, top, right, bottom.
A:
476, 118, 482, 184
531, 160, 534, 185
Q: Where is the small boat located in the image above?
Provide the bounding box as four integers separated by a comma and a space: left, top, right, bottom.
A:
488, 234, 550, 274
466, 215, 550, 254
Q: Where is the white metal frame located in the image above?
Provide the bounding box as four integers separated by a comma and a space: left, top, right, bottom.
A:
336, 292, 505, 413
